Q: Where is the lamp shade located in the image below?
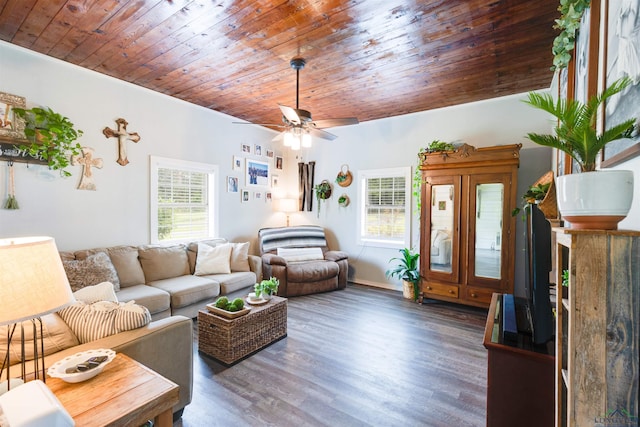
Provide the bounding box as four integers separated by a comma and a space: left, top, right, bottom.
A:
0, 236, 73, 325
275, 198, 298, 213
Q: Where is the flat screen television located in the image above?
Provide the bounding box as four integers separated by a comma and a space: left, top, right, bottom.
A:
522, 203, 555, 345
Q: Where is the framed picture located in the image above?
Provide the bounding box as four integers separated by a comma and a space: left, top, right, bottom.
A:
0, 92, 27, 142
275, 156, 283, 170
271, 174, 279, 188
241, 189, 250, 203
254, 144, 263, 156
266, 149, 274, 158
227, 176, 239, 193
254, 191, 262, 200
241, 143, 251, 154
246, 159, 270, 187
232, 155, 243, 171
602, 0, 640, 167
265, 192, 272, 202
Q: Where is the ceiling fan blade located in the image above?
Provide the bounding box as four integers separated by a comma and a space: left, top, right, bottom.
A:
232, 122, 286, 127
272, 132, 285, 142
310, 128, 337, 141
278, 104, 301, 125
310, 117, 359, 129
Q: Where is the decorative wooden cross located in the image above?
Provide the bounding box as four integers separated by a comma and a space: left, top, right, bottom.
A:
102, 118, 141, 166
71, 146, 103, 191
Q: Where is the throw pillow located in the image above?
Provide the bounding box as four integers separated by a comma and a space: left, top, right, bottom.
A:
58, 301, 151, 344
62, 252, 120, 292
230, 242, 250, 272
0, 313, 79, 366
72, 281, 118, 304
277, 247, 324, 262
194, 242, 232, 275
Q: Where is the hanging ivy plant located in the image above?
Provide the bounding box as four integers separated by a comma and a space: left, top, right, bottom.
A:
551, 0, 591, 71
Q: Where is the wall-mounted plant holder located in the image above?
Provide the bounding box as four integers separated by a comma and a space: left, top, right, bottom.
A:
338, 194, 350, 207
336, 164, 352, 187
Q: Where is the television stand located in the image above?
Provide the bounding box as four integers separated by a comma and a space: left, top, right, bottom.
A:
483, 293, 555, 427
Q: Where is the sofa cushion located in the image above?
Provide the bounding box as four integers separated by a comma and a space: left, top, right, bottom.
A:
116, 285, 171, 315
150, 275, 220, 309
73, 281, 118, 304
138, 244, 190, 282
286, 260, 340, 282
0, 313, 79, 366
58, 301, 151, 344
75, 246, 145, 288
230, 242, 251, 272
194, 242, 232, 275
277, 247, 324, 262
62, 252, 120, 292
202, 271, 256, 295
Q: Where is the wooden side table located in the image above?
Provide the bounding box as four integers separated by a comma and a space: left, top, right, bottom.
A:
46, 353, 179, 427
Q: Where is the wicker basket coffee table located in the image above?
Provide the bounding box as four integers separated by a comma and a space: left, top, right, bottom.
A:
198, 296, 287, 365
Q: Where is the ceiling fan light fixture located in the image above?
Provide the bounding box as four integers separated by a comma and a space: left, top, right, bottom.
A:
302, 131, 312, 148
283, 131, 293, 147
290, 132, 301, 151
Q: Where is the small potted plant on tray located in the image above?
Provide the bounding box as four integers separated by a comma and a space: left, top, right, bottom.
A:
254, 277, 279, 300
386, 248, 420, 301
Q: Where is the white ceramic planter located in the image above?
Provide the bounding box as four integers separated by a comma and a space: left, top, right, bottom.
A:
556, 170, 634, 230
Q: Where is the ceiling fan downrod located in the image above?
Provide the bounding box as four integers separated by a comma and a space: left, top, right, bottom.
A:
290, 57, 306, 110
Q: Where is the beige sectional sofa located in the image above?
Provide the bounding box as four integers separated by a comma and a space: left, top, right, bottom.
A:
61, 238, 263, 320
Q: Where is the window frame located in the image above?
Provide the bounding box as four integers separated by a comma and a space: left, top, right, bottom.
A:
149, 156, 219, 244
357, 166, 411, 248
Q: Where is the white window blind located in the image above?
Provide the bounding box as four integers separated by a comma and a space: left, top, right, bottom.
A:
150, 157, 218, 243
358, 167, 411, 248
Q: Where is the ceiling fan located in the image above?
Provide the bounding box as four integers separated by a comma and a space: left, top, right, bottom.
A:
237, 57, 359, 149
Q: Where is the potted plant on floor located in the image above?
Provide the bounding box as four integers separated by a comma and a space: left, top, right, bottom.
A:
254, 277, 279, 300
13, 106, 83, 177
523, 76, 637, 229
386, 248, 420, 301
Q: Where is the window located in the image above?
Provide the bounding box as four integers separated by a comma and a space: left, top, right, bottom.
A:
357, 167, 411, 248
150, 156, 219, 243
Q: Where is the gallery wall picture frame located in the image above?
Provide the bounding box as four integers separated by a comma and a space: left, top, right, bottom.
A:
241, 143, 251, 154
0, 92, 28, 143
233, 155, 243, 171
254, 191, 262, 200
227, 176, 239, 193
254, 144, 263, 156
246, 158, 270, 187
266, 149, 274, 158
241, 189, 250, 203
601, 0, 640, 168
271, 174, 279, 188
275, 156, 283, 170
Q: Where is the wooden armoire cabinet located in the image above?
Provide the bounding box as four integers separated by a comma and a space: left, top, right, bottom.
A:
418, 144, 521, 308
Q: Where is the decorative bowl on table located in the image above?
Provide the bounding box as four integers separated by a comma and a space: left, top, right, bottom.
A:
47, 348, 116, 383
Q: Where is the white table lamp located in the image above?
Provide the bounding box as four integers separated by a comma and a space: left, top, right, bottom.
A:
0, 236, 74, 389
274, 198, 298, 226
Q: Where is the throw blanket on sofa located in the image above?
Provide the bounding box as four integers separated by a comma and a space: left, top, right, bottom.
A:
259, 225, 328, 253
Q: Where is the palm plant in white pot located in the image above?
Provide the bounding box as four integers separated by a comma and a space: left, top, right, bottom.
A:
524, 76, 637, 229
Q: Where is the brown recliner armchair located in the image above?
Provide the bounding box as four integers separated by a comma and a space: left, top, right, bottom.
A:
258, 225, 348, 297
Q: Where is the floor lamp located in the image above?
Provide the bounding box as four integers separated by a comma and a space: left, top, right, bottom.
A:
0, 236, 74, 390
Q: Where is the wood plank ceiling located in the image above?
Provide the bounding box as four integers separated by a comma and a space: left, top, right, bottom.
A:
0, 0, 560, 130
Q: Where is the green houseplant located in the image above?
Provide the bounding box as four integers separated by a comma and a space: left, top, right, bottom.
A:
314, 180, 332, 217
524, 77, 637, 229
254, 277, 279, 299
386, 248, 420, 301
13, 106, 83, 177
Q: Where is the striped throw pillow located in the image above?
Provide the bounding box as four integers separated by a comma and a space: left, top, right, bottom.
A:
58, 301, 151, 344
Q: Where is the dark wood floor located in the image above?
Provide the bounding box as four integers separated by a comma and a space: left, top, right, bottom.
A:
174, 284, 489, 427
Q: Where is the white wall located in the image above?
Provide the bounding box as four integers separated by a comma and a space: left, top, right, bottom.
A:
0, 41, 295, 251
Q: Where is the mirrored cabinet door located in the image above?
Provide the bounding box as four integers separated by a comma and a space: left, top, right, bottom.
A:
467, 173, 512, 290
423, 175, 460, 284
